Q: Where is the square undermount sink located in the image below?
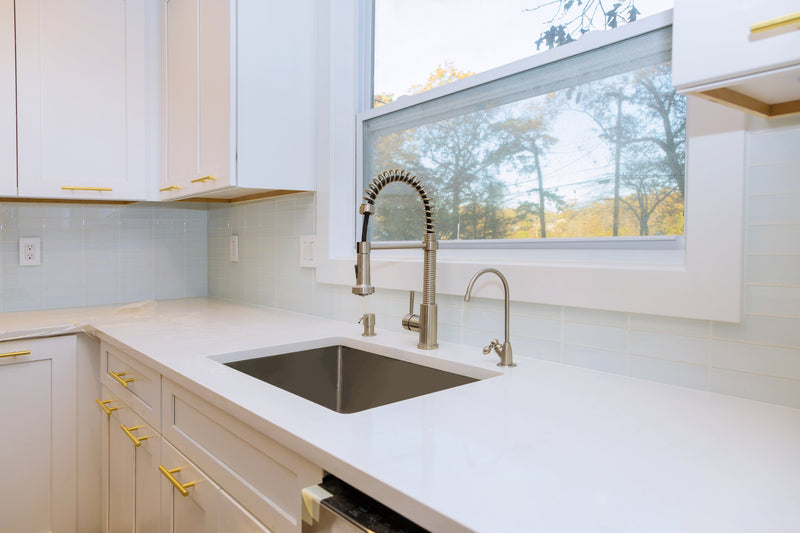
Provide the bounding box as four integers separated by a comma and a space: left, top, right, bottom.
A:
221, 344, 480, 414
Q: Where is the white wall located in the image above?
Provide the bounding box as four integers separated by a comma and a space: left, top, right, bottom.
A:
208, 114, 800, 410
0, 202, 207, 311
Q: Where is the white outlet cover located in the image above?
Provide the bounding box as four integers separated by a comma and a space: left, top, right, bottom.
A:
19, 237, 41, 266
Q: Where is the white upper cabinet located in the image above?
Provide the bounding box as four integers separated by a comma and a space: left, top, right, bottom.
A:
15, 0, 151, 200
160, 0, 316, 200
0, 0, 15, 196
673, 0, 800, 117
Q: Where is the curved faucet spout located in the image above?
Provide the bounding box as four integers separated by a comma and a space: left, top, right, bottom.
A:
464, 268, 515, 367
353, 169, 439, 350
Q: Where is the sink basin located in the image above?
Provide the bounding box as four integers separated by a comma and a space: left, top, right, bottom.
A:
223, 345, 479, 414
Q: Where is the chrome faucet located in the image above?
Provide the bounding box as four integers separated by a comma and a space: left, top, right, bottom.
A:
353, 170, 438, 350
464, 268, 516, 367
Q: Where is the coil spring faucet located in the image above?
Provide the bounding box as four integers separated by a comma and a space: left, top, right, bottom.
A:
353, 169, 438, 350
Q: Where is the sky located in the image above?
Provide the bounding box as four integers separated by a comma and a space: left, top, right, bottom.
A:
374, 0, 674, 98
371, 1, 677, 210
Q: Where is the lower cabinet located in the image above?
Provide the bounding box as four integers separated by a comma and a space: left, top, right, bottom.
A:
102, 388, 160, 533
0, 336, 78, 533
99, 341, 320, 533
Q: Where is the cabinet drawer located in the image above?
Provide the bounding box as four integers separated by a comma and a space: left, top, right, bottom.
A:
162, 379, 322, 533
101, 342, 161, 430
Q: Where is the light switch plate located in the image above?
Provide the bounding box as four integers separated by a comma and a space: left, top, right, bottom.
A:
229, 235, 239, 262
299, 235, 316, 267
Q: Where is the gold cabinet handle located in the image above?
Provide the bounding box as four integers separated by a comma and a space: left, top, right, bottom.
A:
61, 186, 113, 192
121, 424, 149, 447
159, 185, 181, 192
96, 399, 118, 416
158, 465, 196, 497
0, 350, 31, 359
109, 370, 134, 387
190, 175, 216, 183
751, 10, 800, 34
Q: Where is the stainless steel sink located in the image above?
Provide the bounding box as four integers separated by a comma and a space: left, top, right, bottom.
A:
223, 345, 479, 414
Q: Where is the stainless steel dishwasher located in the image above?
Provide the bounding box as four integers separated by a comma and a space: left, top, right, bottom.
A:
302, 475, 430, 533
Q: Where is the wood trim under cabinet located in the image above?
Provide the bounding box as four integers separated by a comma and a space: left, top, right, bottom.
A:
177, 189, 310, 204
696, 88, 800, 118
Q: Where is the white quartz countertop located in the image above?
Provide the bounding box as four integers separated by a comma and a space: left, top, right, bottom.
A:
3, 298, 799, 532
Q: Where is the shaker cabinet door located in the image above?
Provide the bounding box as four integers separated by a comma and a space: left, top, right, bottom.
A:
0, 337, 77, 533
15, 0, 148, 200
0, 0, 15, 196
161, 0, 232, 199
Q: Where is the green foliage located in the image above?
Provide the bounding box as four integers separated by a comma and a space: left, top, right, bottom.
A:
368, 60, 685, 242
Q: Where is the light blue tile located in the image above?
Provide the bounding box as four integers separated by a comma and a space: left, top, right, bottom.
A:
711, 339, 800, 381
748, 126, 800, 166
513, 336, 561, 362
509, 314, 561, 342
563, 307, 627, 328
563, 344, 627, 376
628, 355, 709, 391
710, 368, 800, 409
3, 286, 44, 312
746, 224, 800, 254
746, 254, 800, 285
629, 313, 711, 337
748, 161, 800, 195
564, 321, 627, 352
747, 193, 800, 224
509, 300, 561, 320
713, 314, 800, 348
628, 330, 709, 365
746, 284, 800, 317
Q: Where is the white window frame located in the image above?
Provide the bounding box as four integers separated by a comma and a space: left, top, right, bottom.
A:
315, 2, 745, 323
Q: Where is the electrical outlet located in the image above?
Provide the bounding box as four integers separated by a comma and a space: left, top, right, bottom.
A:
19, 237, 41, 266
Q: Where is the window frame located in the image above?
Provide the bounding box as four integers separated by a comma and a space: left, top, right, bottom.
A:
359, 21, 682, 249
315, 3, 746, 323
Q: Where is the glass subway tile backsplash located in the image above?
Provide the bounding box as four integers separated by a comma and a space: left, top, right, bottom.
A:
0, 202, 207, 311
207, 117, 800, 410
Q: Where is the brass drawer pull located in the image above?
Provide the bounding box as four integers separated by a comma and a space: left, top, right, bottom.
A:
751, 10, 800, 34
61, 186, 113, 192
190, 175, 216, 183
159, 465, 195, 497
0, 350, 31, 359
160, 185, 181, 191
121, 424, 148, 447
109, 370, 134, 387
96, 399, 118, 416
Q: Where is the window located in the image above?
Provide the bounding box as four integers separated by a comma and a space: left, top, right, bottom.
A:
316, 2, 746, 322
364, 2, 684, 244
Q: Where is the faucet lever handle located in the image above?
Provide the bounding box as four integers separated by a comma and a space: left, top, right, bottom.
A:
482, 339, 501, 355
408, 290, 415, 315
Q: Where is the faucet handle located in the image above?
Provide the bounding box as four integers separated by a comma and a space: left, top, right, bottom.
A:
482, 339, 501, 355
408, 290, 415, 314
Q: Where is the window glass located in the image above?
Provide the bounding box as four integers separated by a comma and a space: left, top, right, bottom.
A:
373, 0, 674, 106
364, 27, 685, 242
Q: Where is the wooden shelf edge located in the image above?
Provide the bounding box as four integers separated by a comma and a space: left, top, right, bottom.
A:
177, 189, 312, 204
695, 88, 800, 118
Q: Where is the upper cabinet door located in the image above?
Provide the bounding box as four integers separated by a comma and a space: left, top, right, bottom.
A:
15, 0, 148, 200
0, 0, 15, 196
161, 0, 232, 199
161, 0, 316, 201
673, 0, 800, 117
